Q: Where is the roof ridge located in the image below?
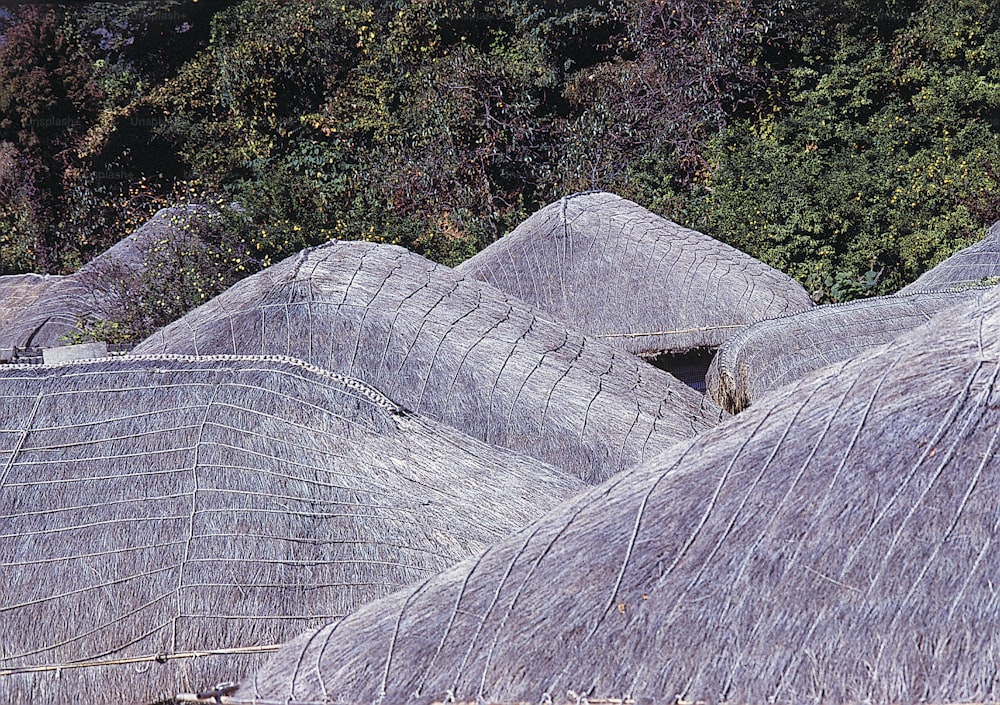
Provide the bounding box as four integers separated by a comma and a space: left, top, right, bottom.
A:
1, 353, 403, 414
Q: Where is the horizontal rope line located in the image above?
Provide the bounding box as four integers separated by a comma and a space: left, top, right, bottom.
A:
175, 696, 649, 705
0, 644, 281, 678
176, 695, 322, 705
595, 325, 745, 339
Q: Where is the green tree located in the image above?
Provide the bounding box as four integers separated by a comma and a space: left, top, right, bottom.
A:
151, 0, 616, 265
686, 0, 1000, 300
0, 4, 101, 272
554, 0, 798, 199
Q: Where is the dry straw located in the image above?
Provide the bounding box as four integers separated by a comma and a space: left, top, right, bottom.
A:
707, 287, 989, 413
0, 354, 584, 705
244, 285, 1000, 705
0, 205, 213, 357
133, 240, 724, 484
0, 272, 89, 359
176, 695, 641, 705
455, 191, 813, 357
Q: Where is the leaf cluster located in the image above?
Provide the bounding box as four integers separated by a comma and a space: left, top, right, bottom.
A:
1, 0, 999, 327
685, 0, 1000, 300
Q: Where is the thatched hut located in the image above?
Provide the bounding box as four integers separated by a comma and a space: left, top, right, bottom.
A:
133, 240, 722, 484
0, 273, 88, 360
242, 284, 1000, 705
0, 206, 214, 358
78, 204, 216, 277
900, 219, 1000, 293
455, 191, 814, 363
0, 355, 583, 705
707, 288, 987, 413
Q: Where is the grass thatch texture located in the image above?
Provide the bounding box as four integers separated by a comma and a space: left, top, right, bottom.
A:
0, 355, 584, 705
76, 205, 214, 278
0, 206, 213, 356
242, 284, 1000, 705
454, 191, 814, 356
901, 219, 1000, 293
0, 272, 88, 358
707, 288, 988, 413
132, 240, 722, 484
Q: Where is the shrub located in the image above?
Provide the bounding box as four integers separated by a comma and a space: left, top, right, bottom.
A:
0, 4, 101, 272
71, 202, 260, 343
685, 0, 1000, 300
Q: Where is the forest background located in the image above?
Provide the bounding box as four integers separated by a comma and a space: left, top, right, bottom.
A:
0, 0, 998, 342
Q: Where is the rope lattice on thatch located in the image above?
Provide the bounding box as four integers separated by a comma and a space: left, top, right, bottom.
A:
132, 240, 723, 484
454, 191, 814, 356
242, 284, 1000, 705
0, 355, 584, 705
901, 219, 1000, 293
706, 288, 988, 413
0, 205, 213, 358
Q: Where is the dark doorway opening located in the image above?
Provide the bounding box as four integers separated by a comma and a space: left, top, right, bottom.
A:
647, 348, 715, 392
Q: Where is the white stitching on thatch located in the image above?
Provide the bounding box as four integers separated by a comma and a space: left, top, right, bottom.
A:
176, 380, 215, 650
0, 392, 41, 489
3, 353, 403, 413
878, 363, 1000, 618
769, 358, 899, 698
411, 547, 494, 697
0, 644, 283, 678
451, 527, 536, 695
378, 573, 437, 703
476, 522, 547, 699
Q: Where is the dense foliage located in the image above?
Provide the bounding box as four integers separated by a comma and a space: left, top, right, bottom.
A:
0, 0, 998, 314
69, 203, 259, 344
689, 0, 1000, 299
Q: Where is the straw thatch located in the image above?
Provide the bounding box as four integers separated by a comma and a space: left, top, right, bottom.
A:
242, 284, 1000, 705
0, 354, 583, 705
78, 204, 215, 277
454, 191, 814, 356
900, 219, 1000, 293
0, 206, 213, 358
707, 288, 988, 413
0, 273, 88, 359
132, 240, 722, 484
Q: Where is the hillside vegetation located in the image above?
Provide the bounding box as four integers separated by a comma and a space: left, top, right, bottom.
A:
0, 0, 997, 308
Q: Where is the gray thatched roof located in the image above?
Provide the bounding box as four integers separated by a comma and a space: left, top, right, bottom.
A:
454, 191, 814, 356
78, 204, 215, 277
0, 355, 583, 705
132, 240, 722, 484
0, 273, 88, 359
707, 288, 988, 413
0, 206, 213, 357
241, 284, 1000, 705
900, 219, 1000, 293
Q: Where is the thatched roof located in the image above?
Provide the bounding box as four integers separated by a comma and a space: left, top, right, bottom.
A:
0, 274, 57, 328
0, 354, 583, 705
241, 284, 1000, 705
454, 191, 814, 356
0, 273, 88, 359
900, 219, 1000, 293
132, 240, 722, 484
707, 288, 988, 413
78, 204, 214, 277
0, 206, 213, 357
